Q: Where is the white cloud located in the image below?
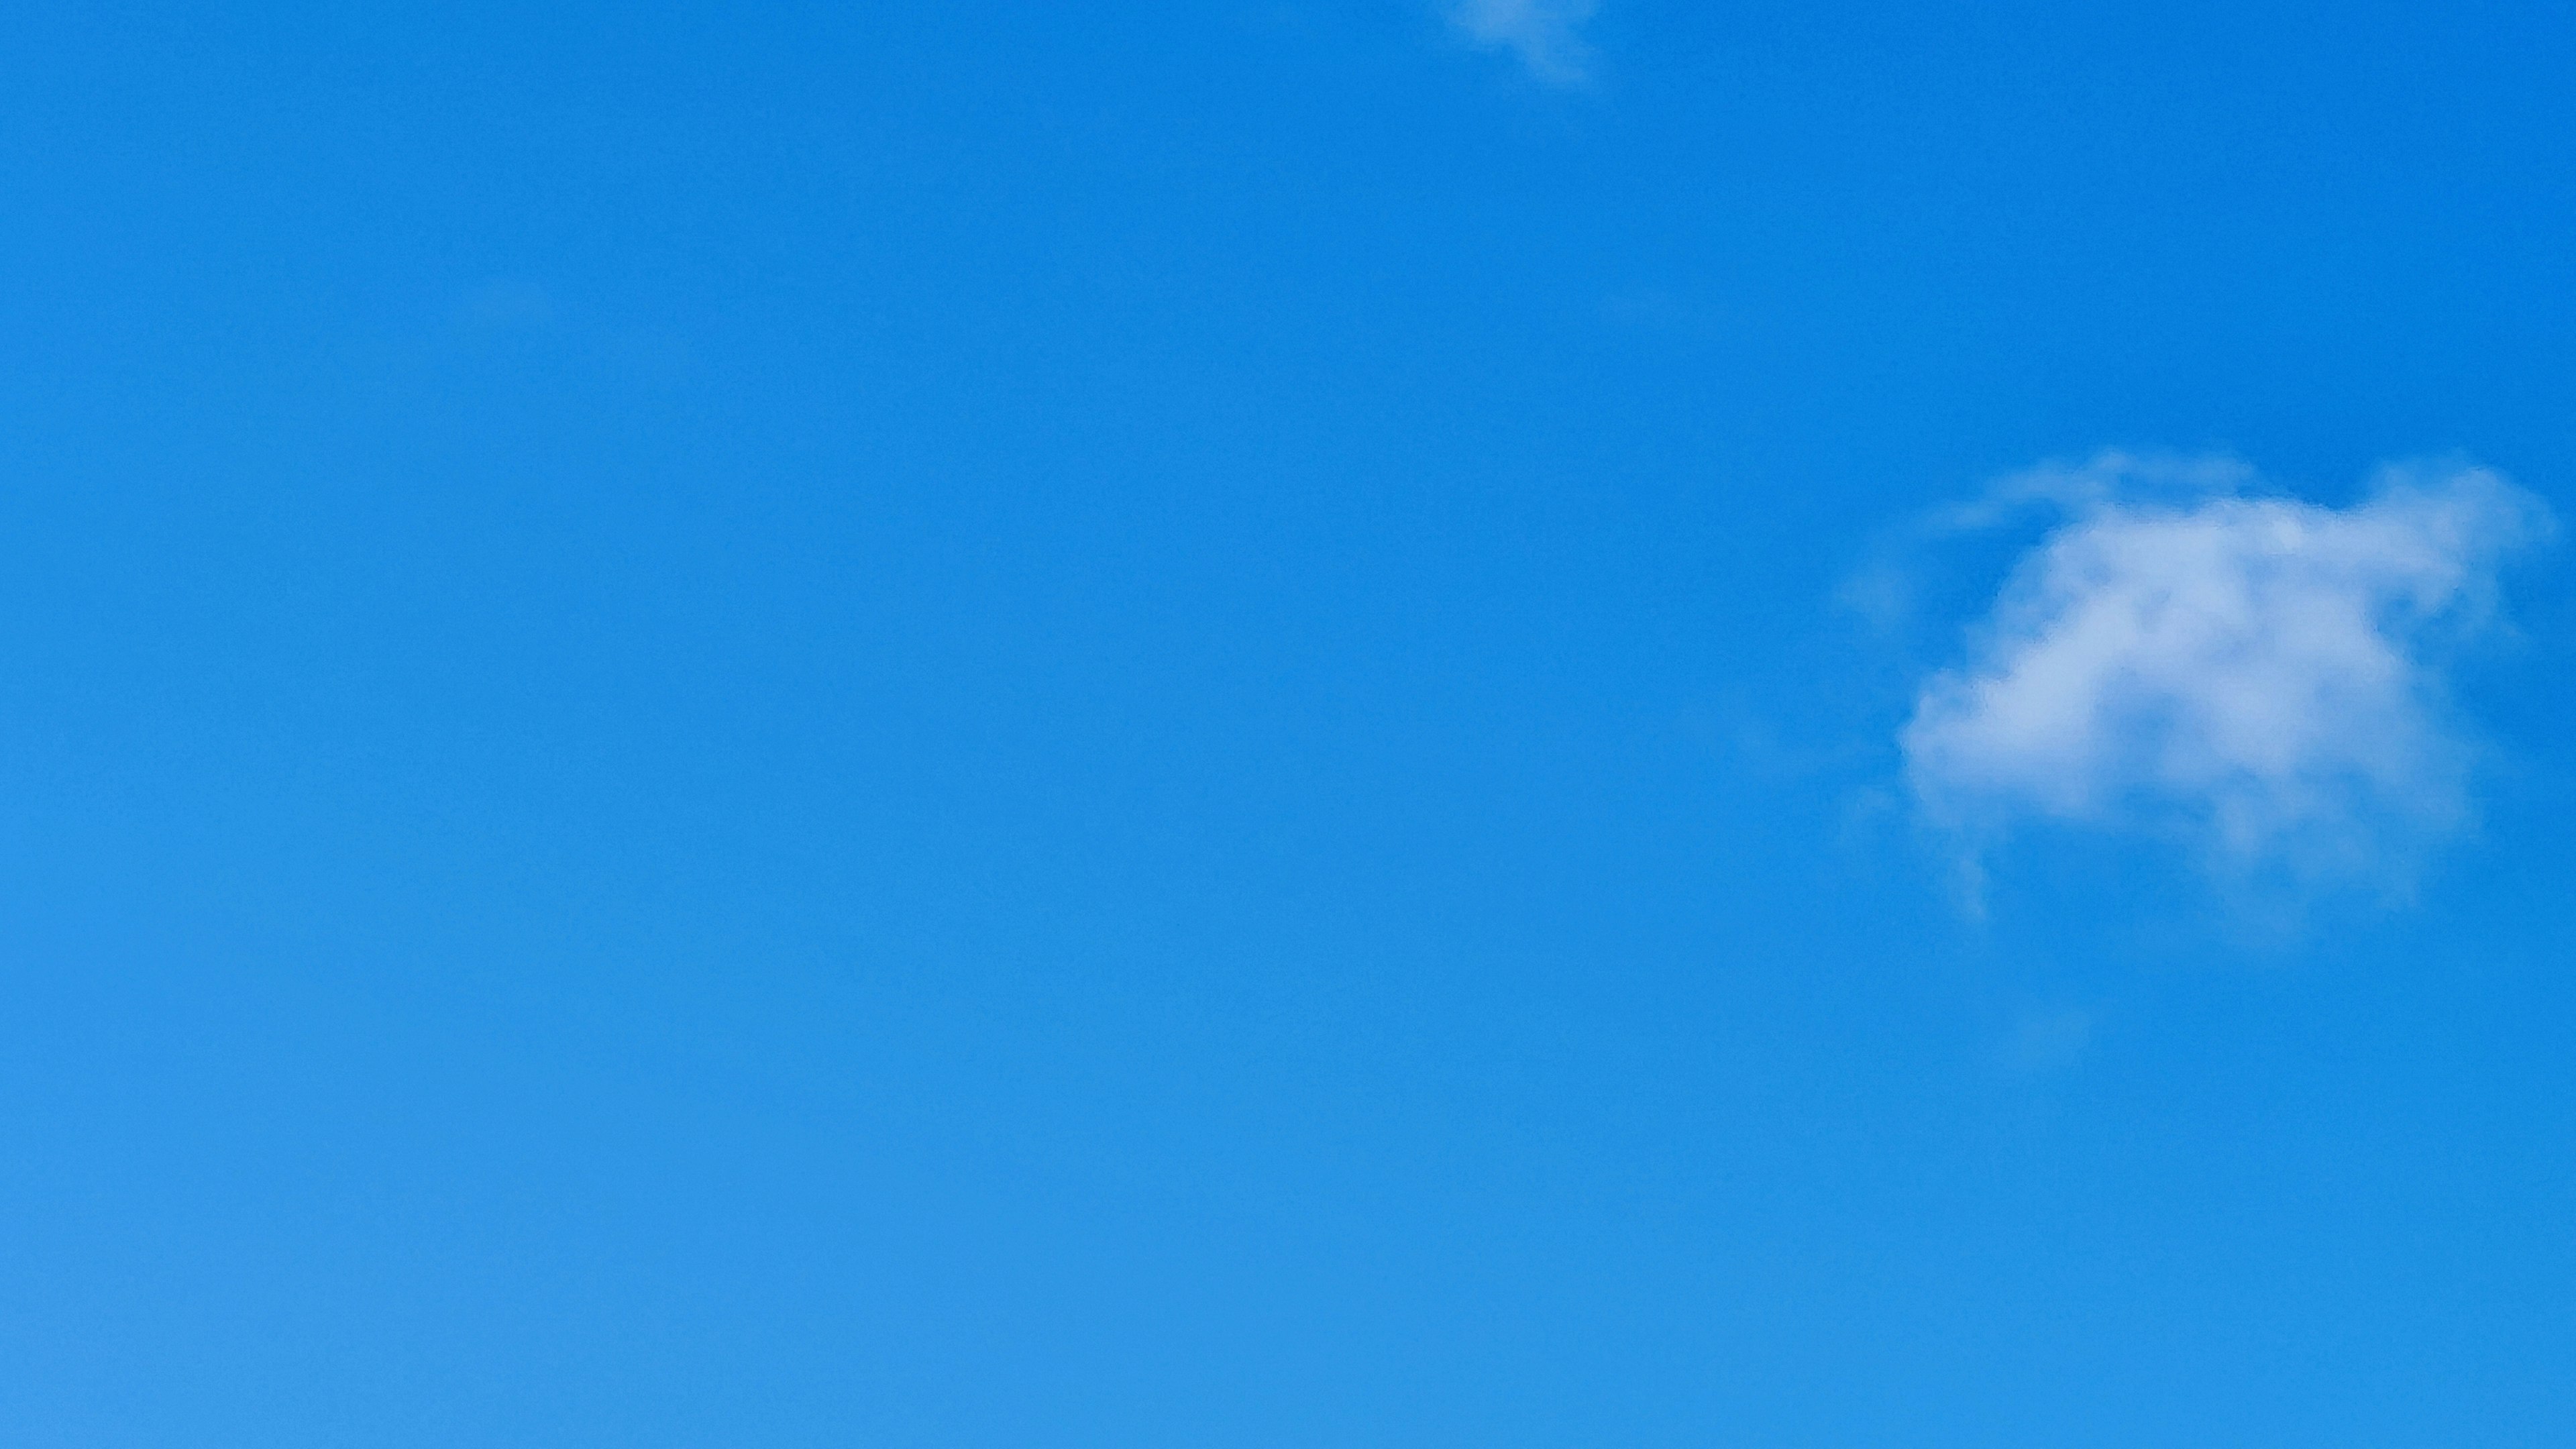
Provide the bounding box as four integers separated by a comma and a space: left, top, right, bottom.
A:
1902, 455, 2551, 887
1447, 0, 1599, 85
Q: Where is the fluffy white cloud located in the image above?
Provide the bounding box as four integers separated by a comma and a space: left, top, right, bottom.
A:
1902, 456, 2550, 881
1447, 0, 1599, 85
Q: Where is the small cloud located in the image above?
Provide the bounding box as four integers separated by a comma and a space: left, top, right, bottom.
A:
1901, 453, 2552, 895
1446, 0, 1599, 86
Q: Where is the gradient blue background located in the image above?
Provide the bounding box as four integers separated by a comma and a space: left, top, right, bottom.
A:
5, 3, 2575, 1444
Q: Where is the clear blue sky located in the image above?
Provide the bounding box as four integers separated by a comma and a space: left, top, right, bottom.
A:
5, 3, 2575, 1444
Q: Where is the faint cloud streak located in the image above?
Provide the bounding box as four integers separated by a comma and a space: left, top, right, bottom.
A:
1446, 0, 1599, 85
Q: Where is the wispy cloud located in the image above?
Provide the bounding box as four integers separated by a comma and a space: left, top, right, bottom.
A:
1901, 454, 2551, 892
1446, 0, 1599, 86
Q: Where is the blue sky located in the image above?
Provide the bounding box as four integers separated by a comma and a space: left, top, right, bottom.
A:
5, 3, 2576, 1444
